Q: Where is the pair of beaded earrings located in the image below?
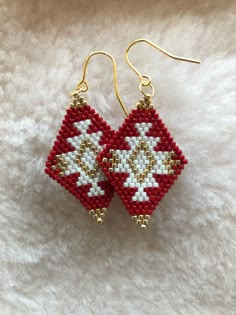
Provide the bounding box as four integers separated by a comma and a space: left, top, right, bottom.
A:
45, 39, 200, 229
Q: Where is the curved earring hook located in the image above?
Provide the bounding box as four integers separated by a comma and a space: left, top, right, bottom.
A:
125, 38, 200, 90
71, 51, 128, 117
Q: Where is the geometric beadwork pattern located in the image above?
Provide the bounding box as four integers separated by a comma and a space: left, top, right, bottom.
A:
45, 96, 114, 223
97, 102, 187, 228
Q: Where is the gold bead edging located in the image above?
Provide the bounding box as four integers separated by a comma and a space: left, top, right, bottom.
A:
162, 151, 180, 176
105, 145, 181, 178
89, 208, 107, 223
132, 214, 150, 229
128, 140, 156, 183
75, 139, 99, 178
70, 94, 87, 109
52, 155, 68, 177
137, 96, 153, 109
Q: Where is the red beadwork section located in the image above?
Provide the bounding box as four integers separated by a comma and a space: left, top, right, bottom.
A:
97, 107, 188, 217
45, 104, 114, 212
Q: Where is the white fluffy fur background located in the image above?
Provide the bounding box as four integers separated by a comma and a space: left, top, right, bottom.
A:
1, 0, 236, 314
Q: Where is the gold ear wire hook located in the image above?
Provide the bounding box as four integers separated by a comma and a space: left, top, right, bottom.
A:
71, 51, 128, 117
125, 38, 200, 94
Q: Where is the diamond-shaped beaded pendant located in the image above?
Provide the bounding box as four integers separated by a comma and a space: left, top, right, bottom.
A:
98, 96, 187, 229
45, 94, 114, 223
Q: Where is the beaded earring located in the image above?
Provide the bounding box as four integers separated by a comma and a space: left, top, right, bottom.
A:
98, 39, 200, 229
45, 51, 128, 223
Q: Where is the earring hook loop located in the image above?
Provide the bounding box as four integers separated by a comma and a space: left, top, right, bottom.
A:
71, 51, 128, 117
125, 38, 200, 97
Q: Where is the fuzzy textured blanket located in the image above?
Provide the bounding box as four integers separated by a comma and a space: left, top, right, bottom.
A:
1, 0, 236, 314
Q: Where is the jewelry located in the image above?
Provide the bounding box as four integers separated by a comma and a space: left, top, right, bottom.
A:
45, 51, 128, 223
98, 39, 200, 229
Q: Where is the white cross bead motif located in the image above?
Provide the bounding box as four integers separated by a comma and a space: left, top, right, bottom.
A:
112, 122, 170, 202
58, 119, 106, 197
